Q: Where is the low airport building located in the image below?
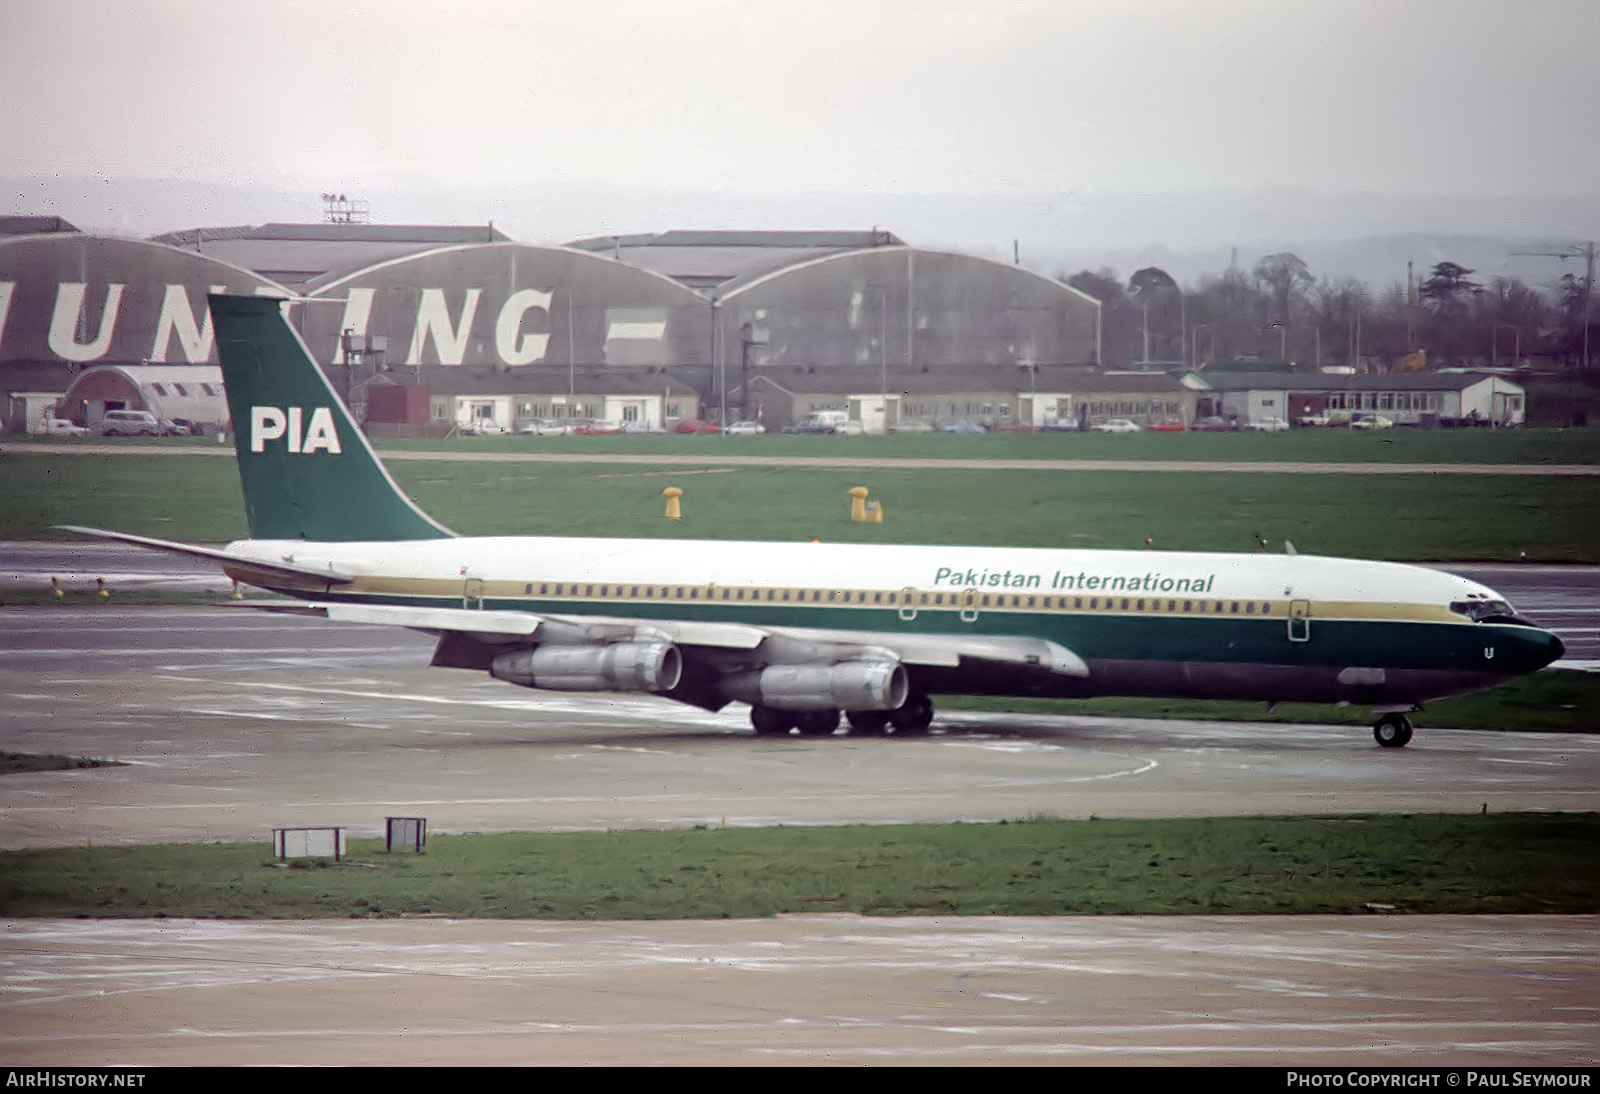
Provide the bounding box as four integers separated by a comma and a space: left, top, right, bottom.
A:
745, 367, 1204, 431
1202, 370, 1527, 426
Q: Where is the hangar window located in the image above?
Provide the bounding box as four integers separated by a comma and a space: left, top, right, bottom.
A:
201, 384, 218, 396
150, 383, 168, 396
172, 383, 189, 396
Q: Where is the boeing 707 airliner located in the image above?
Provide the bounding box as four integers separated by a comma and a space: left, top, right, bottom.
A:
65, 294, 1565, 747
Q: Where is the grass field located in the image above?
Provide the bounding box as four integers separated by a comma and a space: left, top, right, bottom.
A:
1, 813, 1593, 919
11, 424, 1600, 463
370, 424, 1600, 464
947, 667, 1600, 733
5, 449, 1600, 559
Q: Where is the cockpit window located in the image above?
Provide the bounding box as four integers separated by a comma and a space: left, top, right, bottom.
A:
1450, 599, 1514, 621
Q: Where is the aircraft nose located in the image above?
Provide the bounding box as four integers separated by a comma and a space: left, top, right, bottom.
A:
1544, 632, 1566, 668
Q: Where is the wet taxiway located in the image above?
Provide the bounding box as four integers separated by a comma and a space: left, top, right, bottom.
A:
2, 602, 1596, 1066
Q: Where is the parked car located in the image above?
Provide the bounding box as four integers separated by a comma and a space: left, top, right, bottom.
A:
936, 418, 988, 434
781, 419, 836, 434
1245, 417, 1290, 432
618, 420, 666, 435
572, 420, 621, 435
458, 419, 509, 436
1040, 418, 1081, 432
722, 420, 765, 434
675, 419, 720, 434
1191, 416, 1236, 432
160, 418, 192, 436
1349, 413, 1394, 431
94, 409, 162, 436
517, 419, 572, 436
890, 419, 934, 433
40, 417, 88, 436
1090, 418, 1142, 433
1146, 417, 1187, 432
832, 419, 866, 436
1294, 411, 1332, 427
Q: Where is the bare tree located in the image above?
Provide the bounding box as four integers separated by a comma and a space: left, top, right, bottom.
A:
1252, 253, 1313, 324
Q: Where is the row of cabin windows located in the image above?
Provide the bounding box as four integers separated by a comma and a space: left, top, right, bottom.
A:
518, 581, 1275, 616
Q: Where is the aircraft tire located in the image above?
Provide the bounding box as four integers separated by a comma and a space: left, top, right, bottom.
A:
795, 708, 842, 737
889, 694, 935, 734
1373, 713, 1413, 748
750, 705, 797, 736
846, 709, 892, 735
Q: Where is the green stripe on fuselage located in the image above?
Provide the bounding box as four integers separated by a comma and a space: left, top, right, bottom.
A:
293, 586, 1547, 678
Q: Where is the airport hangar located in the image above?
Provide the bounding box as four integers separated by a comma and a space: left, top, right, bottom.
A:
0, 218, 1109, 433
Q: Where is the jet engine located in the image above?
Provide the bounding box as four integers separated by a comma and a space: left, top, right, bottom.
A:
722, 661, 908, 711
490, 642, 682, 693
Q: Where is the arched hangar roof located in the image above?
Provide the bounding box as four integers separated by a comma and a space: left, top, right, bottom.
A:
0, 233, 286, 367
715, 245, 1101, 371
295, 241, 712, 369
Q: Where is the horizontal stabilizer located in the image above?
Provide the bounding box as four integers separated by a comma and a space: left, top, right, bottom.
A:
58, 525, 356, 583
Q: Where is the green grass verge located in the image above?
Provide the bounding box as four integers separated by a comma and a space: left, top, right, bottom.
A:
360, 425, 1600, 465
941, 668, 1600, 733
6, 451, 1600, 559
14, 425, 1600, 462
2, 814, 1593, 919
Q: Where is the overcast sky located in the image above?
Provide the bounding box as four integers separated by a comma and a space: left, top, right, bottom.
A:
7, 0, 1596, 197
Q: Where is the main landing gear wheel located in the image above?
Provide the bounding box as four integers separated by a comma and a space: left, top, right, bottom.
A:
1373, 713, 1414, 748
846, 710, 892, 736
750, 705, 796, 736
889, 693, 935, 735
794, 709, 842, 737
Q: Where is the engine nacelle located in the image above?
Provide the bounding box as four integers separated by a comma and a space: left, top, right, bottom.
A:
490, 642, 682, 693
723, 661, 908, 711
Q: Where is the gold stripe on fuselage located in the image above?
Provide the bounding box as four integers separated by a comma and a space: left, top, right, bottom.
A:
331, 575, 1464, 625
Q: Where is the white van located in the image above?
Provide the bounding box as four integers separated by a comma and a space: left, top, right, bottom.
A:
94, 410, 162, 436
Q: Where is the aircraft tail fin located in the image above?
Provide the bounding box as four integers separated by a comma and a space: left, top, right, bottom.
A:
208, 294, 454, 542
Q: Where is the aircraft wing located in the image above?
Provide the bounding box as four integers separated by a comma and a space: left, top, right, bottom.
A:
227, 599, 1088, 677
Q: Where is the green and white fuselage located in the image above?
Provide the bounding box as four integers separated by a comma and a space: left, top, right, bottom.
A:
215, 532, 1562, 713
